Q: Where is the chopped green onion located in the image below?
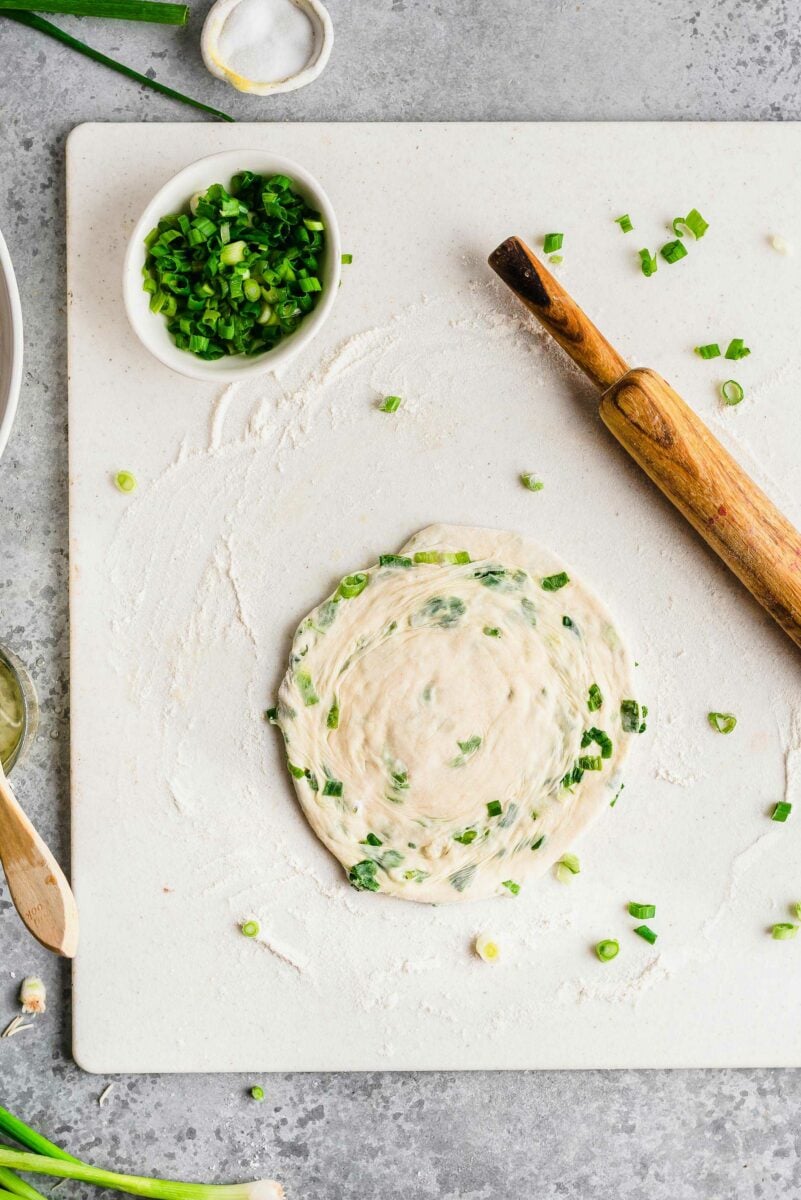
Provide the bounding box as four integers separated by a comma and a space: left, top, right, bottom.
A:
531, 835, 545, 850
661, 239, 688, 264
322, 779, 343, 797
549, 255, 563, 265
250, 1086, 264, 1102
621, 699, 646, 733
286, 761, 305, 779
577, 755, 602, 771
483, 626, 501, 637
337, 572, 368, 600
628, 902, 656, 919
541, 572, 570, 592
581, 727, 613, 758
379, 554, 412, 568
487, 800, 503, 818
361, 832, 382, 846
520, 472, 544, 492
264, 707, 278, 724
695, 343, 721, 359
673, 208, 709, 240
453, 828, 478, 845
638, 249, 657, 277
543, 233, 563, 254
295, 671, 319, 707
349, 860, 379, 892
725, 338, 750, 361
595, 939, 620, 962
241, 920, 259, 938
2, 13, 234, 121
795, 902, 801, 920
378, 395, 402, 412
587, 683, 603, 712
114, 470, 137, 493
557, 853, 580, 875
303, 218, 325, 232
771, 801, 792, 822
633, 924, 657, 944
341, 253, 353, 264
720, 379, 745, 406
502, 879, 520, 895
772, 923, 797, 940
562, 615, 574, 628
412, 549, 471, 564
614, 214, 634, 233
707, 711, 736, 734
326, 700, 339, 730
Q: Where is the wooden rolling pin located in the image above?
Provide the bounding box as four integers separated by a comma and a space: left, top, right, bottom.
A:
488, 235, 801, 650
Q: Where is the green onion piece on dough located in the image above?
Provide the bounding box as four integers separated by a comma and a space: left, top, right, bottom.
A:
326, 700, 339, 729
772, 801, 792, 822
483, 626, 501, 638
520, 472, 544, 491
595, 939, 620, 962
502, 879, 520, 895
721, 379, 745, 406
614, 214, 633, 233
543, 233, 563, 254
633, 924, 657, 944
349, 860, 379, 892
379, 395, 402, 412
322, 778, 343, 797
638, 249, 657, 277
241, 919, 259, 937
661, 239, 688, 264
772, 923, 797, 940
295, 671, 319, 707
453, 828, 478, 845
541, 572, 570, 592
725, 338, 751, 361
337, 572, 369, 600
487, 800, 503, 818
587, 683, 603, 712
695, 343, 721, 359
379, 554, 412, 568
708, 711, 737, 734
628, 902, 656, 919
361, 832, 382, 846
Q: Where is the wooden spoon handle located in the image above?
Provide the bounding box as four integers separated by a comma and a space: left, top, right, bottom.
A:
601, 368, 801, 647
0, 768, 79, 957
488, 236, 629, 391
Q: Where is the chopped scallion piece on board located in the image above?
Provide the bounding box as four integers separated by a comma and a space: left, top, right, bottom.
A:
114, 470, 137, 493
378, 395, 402, 412
614, 214, 634, 233
628, 902, 656, 919
250, 1085, 265, 1101
596, 939, 620, 961
543, 233, 563, 254
772, 801, 792, 822
633, 924, 657, 944
638, 249, 657, 277
520, 472, 544, 491
241, 920, 259, 938
502, 880, 520, 895
721, 379, 745, 405
725, 338, 750, 361
707, 711, 737, 734
695, 343, 721, 359
661, 239, 688, 264
673, 208, 709, 239
772, 923, 797, 940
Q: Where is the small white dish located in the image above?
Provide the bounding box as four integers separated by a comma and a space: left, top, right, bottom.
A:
122, 149, 341, 383
201, 0, 333, 96
0, 229, 23, 461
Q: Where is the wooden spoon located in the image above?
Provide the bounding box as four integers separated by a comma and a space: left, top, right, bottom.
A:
0, 759, 78, 957
489, 235, 801, 650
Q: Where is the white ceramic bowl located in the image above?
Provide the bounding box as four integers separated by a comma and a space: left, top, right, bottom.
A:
0, 229, 23, 460
123, 149, 341, 383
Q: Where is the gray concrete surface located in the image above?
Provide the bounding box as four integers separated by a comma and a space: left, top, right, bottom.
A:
1, 1, 801, 1196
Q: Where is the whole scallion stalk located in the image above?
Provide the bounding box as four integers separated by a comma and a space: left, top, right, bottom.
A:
0, 1104, 80, 1162
0, 1170, 48, 1200
1, 11, 234, 122
0, 0, 188, 23
0, 1150, 284, 1200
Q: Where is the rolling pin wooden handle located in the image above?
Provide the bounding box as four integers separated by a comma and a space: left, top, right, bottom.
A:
488, 236, 630, 391
601, 368, 801, 648
0, 767, 79, 957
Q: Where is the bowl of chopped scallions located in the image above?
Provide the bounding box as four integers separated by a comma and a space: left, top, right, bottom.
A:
123, 150, 341, 381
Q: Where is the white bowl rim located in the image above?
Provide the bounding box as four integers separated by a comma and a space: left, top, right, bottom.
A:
0, 229, 23, 462
122, 148, 341, 383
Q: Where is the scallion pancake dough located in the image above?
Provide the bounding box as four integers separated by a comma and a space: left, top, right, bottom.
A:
275, 524, 637, 903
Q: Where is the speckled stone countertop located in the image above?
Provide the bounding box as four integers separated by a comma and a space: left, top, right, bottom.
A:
1, 2, 800, 1196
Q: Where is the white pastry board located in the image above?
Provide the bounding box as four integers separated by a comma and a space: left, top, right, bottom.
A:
68, 122, 801, 1072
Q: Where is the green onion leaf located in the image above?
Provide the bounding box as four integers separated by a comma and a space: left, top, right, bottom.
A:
724, 338, 751, 361
337, 572, 369, 600
543, 233, 564, 254
286, 761, 305, 779
614, 214, 633, 233
531, 835, 545, 850
720, 379, 745, 406
621, 699, 644, 733
520, 472, 544, 492
349, 860, 380, 892
595, 939, 620, 962
771, 801, 792, 822
628, 902, 656, 919
633, 924, 657, 944
483, 626, 501, 638
661, 239, 688, 264
0, 0, 188, 17
638, 249, 657, 277
549, 255, 563, 265
361, 832, 382, 846
378, 395, 402, 412
772, 923, 797, 940
577, 755, 602, 771
295, 671, 319, 707
322, 779, 343, 797
695, 343, 721, 360
341, 253, 353, 264
453, 828, 478, 845
708, 711, 736, 734
541, 572, 570, 592
502, 879, 521, 895
326, 700, 339, 729
114, 470, 137, 493
587, 683, 603, 712
487, 800, 503, 818
379, 554, 412, 568
555, 853, 580, 883
673, 208, 709, 240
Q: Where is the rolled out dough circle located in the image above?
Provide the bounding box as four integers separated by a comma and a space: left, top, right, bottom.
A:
275, 524, 636, 903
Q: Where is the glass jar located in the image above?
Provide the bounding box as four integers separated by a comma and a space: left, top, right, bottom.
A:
0, 643, 39, 775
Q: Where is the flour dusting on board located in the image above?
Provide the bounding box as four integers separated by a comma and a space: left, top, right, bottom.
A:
101, 280, 797, 1055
